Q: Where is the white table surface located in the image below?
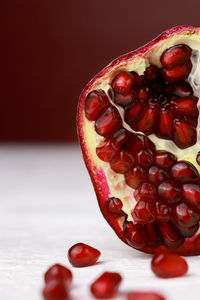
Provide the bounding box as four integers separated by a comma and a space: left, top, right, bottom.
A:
1, 144, 200, 300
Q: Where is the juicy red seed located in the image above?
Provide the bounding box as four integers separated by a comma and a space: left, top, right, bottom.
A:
157, 110, 173, 139
127, 291, 166, 300
112, 71, 134, 94
172, 202, 199, 228
111, 128, 130, 147
173, 119, 196, 149
134, 103, 159, 135
158, 181, 181, 204
134, 182, 157, 202
123, 221, 146, 249
176, 223, 199, 237
148, 166, 168, 185
162, 60, 192, 83
160, 44, 192, 68
106, 197, 124, 217
132, 201, 155, 224
68, 243, 101, 267
114, 91, 134, 107
171, 97, 199, 117
96, 140, 119, 162
95, 106, 122, 137
196, 152, 200, 166
128, 134, 155, 156
145, 65, 161, 82
125, 103, 143, 124
44, 264, 72, 285
155, 202, 171, 222
154, 151, 176, 170
110, 150, 134, 174
181, 184, 200, 212
158, 222, 184, 249
85, 90, 109, 121
138, 87, 149, 101
151, 248, 188, 278
136, 149, 153, 168
125, 166, 145, 189
90, 272, 122, 299
43, 280, 69, 300
145, 223, 161, 248
171, 161, 199, 183
166, 81, 193, 97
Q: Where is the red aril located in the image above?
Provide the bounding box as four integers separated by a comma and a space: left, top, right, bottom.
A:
68, 243, 101, 267
77, 26, 200, 256
151, 248, 188, 278
44, 264, 72, 287
43, 279, 69, 300
127, 291, 166, 300
90, 272, 122, 299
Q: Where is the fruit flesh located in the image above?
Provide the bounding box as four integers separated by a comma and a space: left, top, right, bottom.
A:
77, 26, 200, 255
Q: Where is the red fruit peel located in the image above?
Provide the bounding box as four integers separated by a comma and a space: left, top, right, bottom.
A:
68, 242, 101, 267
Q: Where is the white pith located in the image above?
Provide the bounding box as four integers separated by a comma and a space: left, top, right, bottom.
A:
83, 31, 200, 227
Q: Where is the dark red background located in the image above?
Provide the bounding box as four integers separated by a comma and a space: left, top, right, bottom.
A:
1, 0, 200, 141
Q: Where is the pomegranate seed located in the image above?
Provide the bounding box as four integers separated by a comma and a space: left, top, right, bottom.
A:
125, 166, 146, 189
154, 151, 176, 170
151, 248, 188, 278
173, 119, 196, 149
106, 197, 125, 217
155, 201, 171, 222
157, 110, 173, 139
172, 97, 199, 117
160, 44, 192, 68
138, 86, 149, 102
125, 103, 143, 124
158, 181, 181, 204
96, 140, 119, 162
134, 103, 159, 135
85, 90, 109, 121
44, 264, 72, 285
166, 80, 193, 97
134, 74, 145, 85
145, 65, 161, 82
162, 60, 192, 83
95, 106, 122, 137
111, 128, 130, 147
128, 134, 155, 156
43, 279, 69, 300
148, 166, 168, 185
112, 71, 134, 94
123, 221, 146, 249
145, 223, 161, 248
196, 152, 200, 166
172, 202, 199, 228
114, 91, 135, 107
181, 184, 200, 211
127, 291, 165, 300
90, 272, 122, 299
176, 223, 199, 237
110, 150, 134, 174
134, 182, 157, 202
68, 243, 101, 267
136, 149, 153, 168
171, 161, 199, 182
158, 222, 183, 249
132, 200, 156, 224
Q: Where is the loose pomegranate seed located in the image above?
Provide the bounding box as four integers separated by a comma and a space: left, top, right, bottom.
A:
68, 243, 101, 267
173, 119, 196, 149
151, 248, 188, 278
148, 166, 168, 185
44, 264, 72, 286
125, 166, 146, 189
145, 223, 161, 248
181, 184, 200, 211
172, 97, 199, 117
172, 202, 199, 228
155, 201, 171, 222
95, 106, 122, 137
127, 291, 165, 300
125, 103, 143, 124
123, 221, 146, 249
112, 128, 130, 147
85, 90, 109, 121
154, 151, 176, 170
145, 65, 161, 82
43, 279, 69, 300
112, 71, 134, 94
136, 149, 153, 168
106, 197, 125, 217
166, 80, 193, 97
110, 150, 134, 174
160, 44, 192, 68
114, 91, 135, 107
158, 222, 183, 249
196, 152, 200, 166
90, 272, 122, 299
96, 140, 119, 162
162, 60, 192, 83
158, 181, 181, 204
134, 103, 159, 135
135, 182, 157, 202
132, 200, 156, 224
157, 110, 173, 139
171, 161, 199, 182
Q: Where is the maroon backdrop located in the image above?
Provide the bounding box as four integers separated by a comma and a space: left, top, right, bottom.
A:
0, 0, 200, 141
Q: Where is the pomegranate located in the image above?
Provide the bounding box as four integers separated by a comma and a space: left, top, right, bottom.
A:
68, 243, 101, 267
77, 26, 200, 255
44, 264, 72, 287
127, 291, 165, 300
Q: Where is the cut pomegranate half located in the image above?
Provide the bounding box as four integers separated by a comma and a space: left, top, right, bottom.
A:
77, 26, 200, 256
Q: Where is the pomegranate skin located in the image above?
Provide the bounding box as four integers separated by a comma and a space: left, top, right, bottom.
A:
77, 26, 200, 256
